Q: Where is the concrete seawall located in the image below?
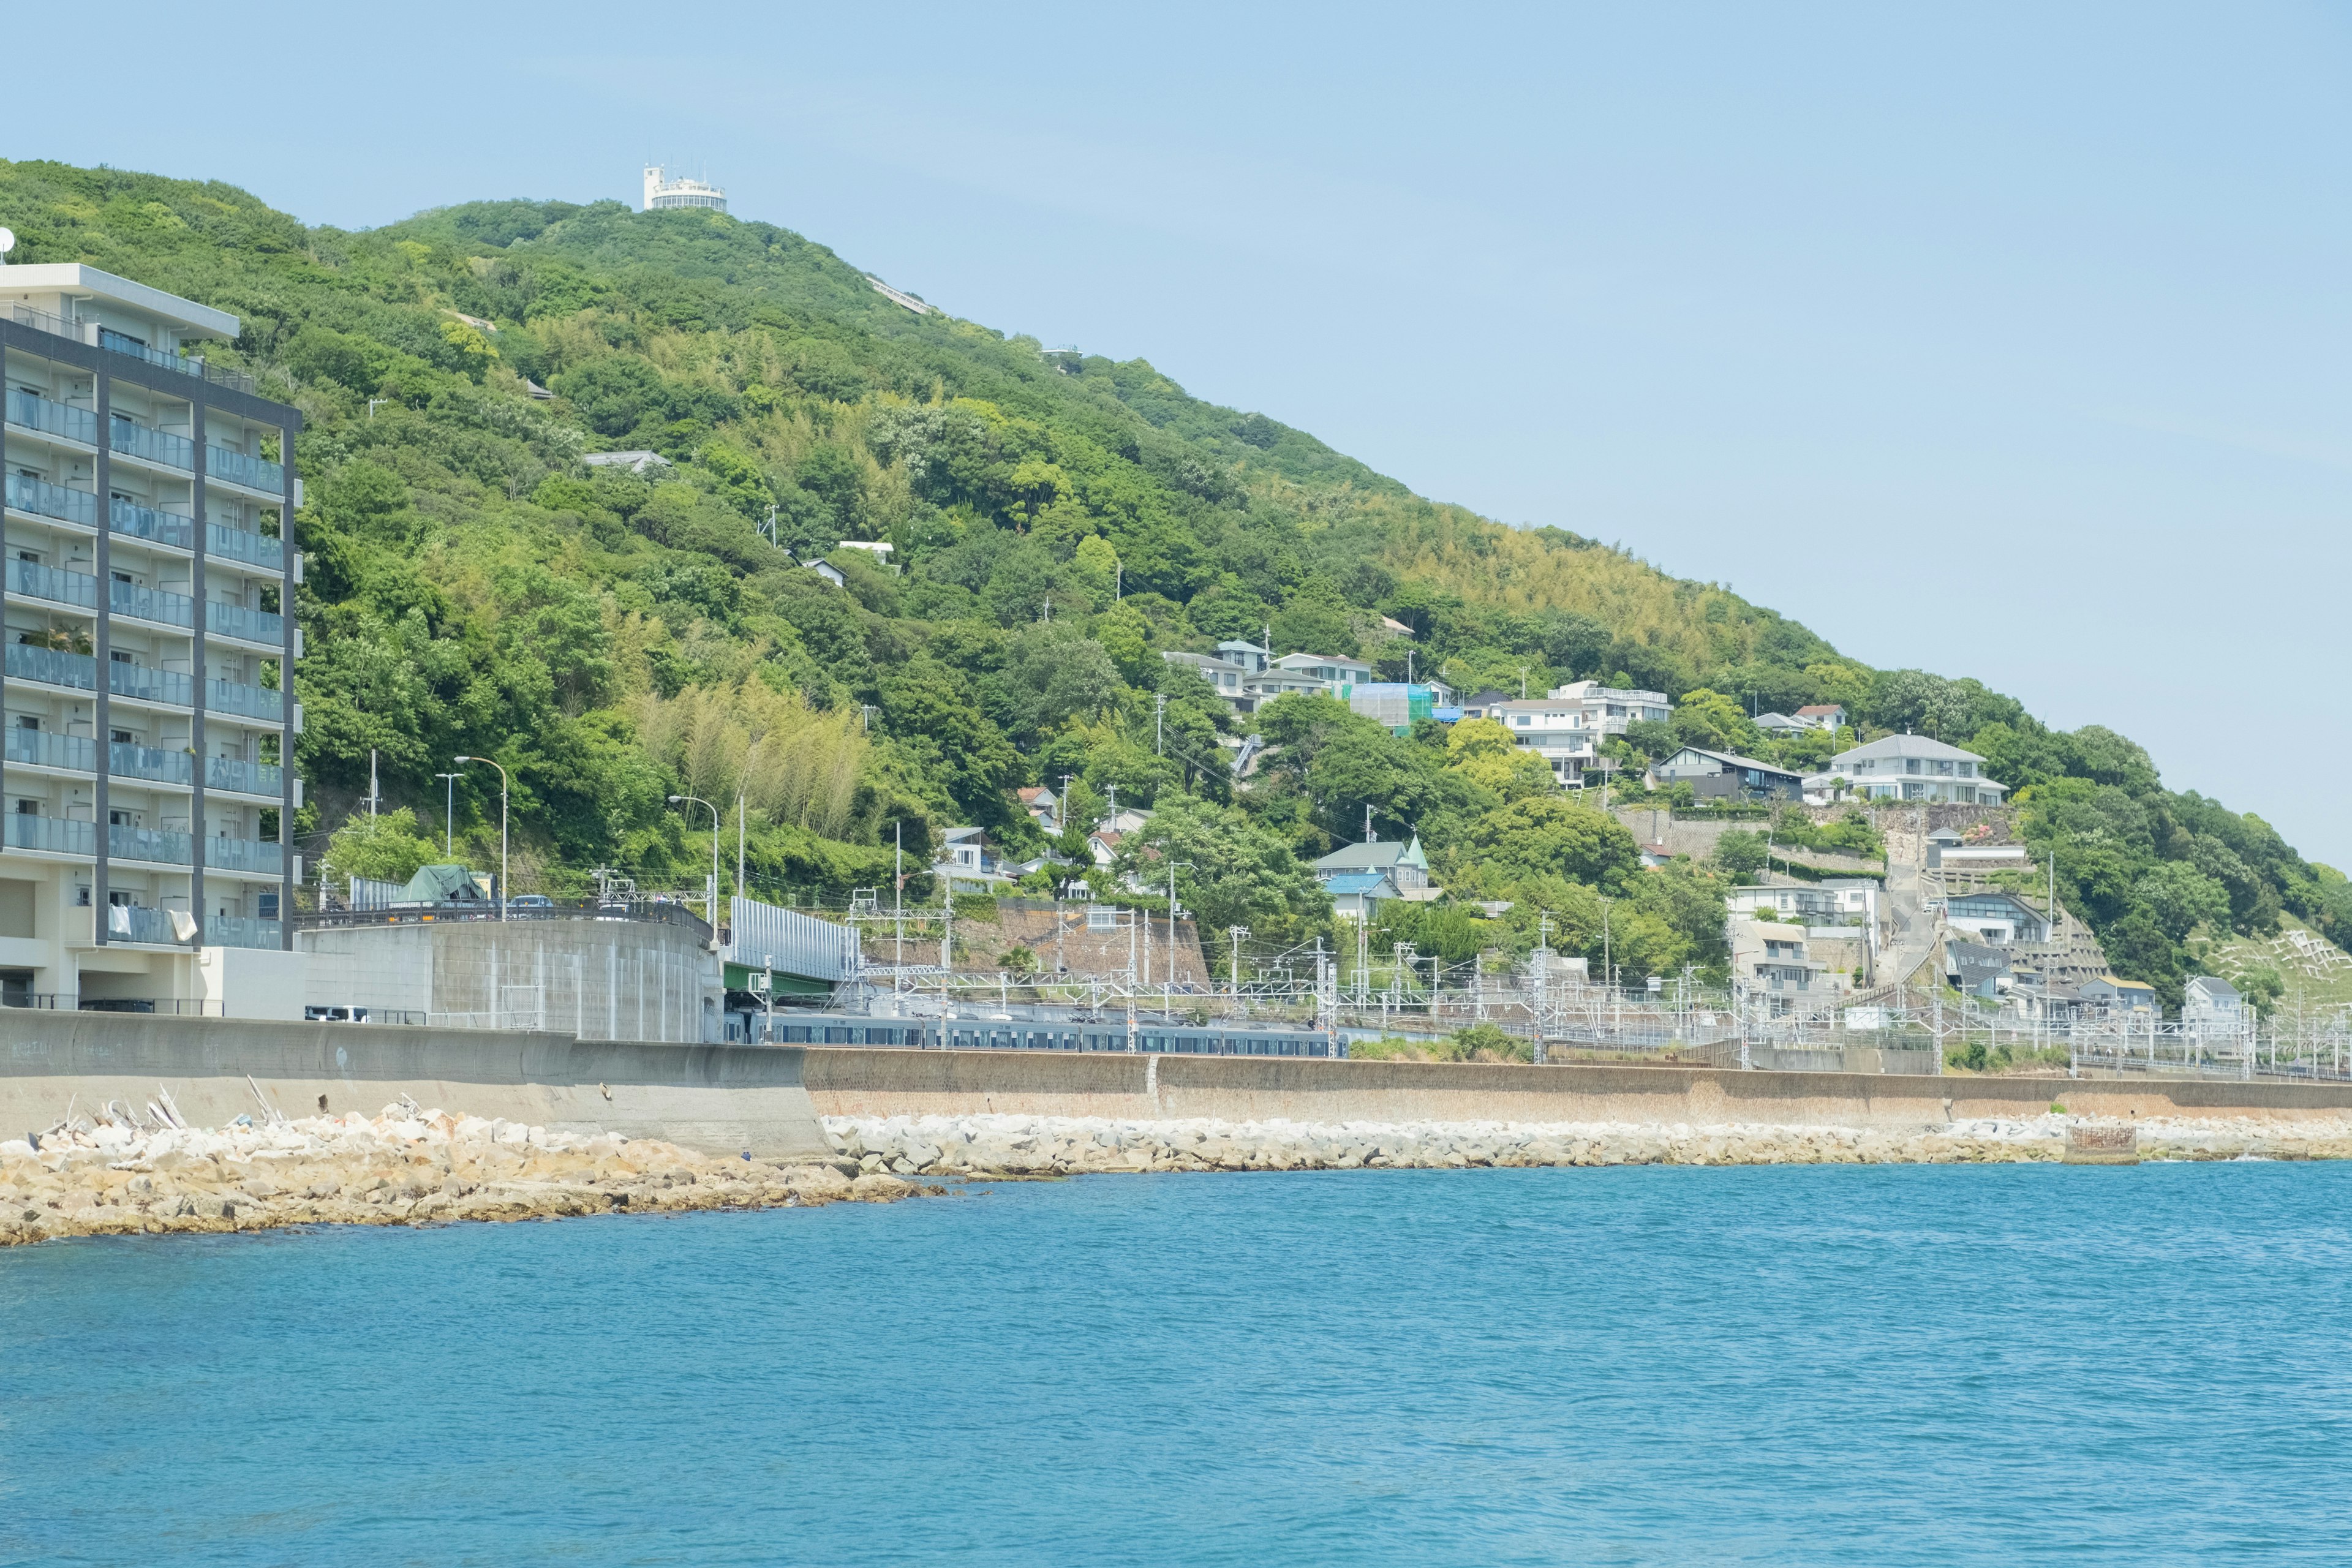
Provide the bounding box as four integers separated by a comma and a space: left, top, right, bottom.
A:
0, 1013, 831, 1159
800, 1048, 2352, 1128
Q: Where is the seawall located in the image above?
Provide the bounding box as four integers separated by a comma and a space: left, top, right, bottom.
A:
0, 1013, 831, 1160
799, 1048, 2352, 1129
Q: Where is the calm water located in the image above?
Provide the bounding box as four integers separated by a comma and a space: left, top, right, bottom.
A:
4, 1163, 2349, 1566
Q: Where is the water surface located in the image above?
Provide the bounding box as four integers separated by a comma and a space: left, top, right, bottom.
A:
4, 1162, 2348, 1565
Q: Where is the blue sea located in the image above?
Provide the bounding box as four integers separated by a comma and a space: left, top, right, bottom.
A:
4, 1163, 2350, 1566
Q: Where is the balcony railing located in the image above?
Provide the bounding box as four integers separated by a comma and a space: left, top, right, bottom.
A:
5, 471, 99, 527
6, 388, 99, 446
110, 414, 195, 472
207, 445, 283, 493
112, 494, 197, 551
5, 814, 94, 856
6, 557, 282, 643
206, 521, 285, 571
208, 915, 283, 949
3, 643, 285, 722
206, 753, 284, 797
7, 557, 97, 611
7, 304, 257, 395
205, 598, 281, 644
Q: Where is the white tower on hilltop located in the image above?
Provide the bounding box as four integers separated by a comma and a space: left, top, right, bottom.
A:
642, 165, 726, 213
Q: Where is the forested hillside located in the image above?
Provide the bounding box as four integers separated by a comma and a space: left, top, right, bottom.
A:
1, 157, 2342, 1004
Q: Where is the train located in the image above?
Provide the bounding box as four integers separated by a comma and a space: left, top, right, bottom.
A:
750, 1011, 1340, 1058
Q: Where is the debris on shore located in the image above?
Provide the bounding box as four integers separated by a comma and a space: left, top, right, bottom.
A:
1, 1099, 929, 1248
827, 1111, 2352, 1175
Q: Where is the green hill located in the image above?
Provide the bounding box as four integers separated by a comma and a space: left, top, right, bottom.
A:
2, 157, 2342, 1003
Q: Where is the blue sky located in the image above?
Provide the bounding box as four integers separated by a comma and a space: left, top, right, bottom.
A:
15, 2, 2350, 859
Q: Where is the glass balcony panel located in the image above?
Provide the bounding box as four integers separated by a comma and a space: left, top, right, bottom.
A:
6, 643, 97, 693
205, 522, 285, 571
7, 557, 99, 611
203, 835, 284, 875
205, 678, 282, 722
5, 388, 99, 445
108, 823, 192, 867
110, 741, 194, 787
97, 328, 202, 383
106, 903, 186, 944
109, 576, 195, 630
206, 915, 283, 950
111, 660, 194, 708
205, 755, 284, 797
111, 496, 197, 551
109, 416, 195, 472
205, 599, 281, 644
4, 472, 100, 527
4, 814, 97, 856
206, 446, 284, 493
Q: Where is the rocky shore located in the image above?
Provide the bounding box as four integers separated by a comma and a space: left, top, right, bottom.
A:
827, 1110, 2352, 1174
1, 1101, 927, 1248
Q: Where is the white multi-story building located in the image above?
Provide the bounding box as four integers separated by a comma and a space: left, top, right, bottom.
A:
1488, 698, 1597, 785
0, 263, 303, 1012
643, 166, 727, 213
1548, 679, 1671, 736
1830, 734, 2008, 804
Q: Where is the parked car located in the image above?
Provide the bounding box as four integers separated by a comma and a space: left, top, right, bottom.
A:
508, 894, 554, 910
305, 1005, 371, 1023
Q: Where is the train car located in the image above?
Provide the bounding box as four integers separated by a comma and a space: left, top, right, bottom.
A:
758, 1012, 1338, 1058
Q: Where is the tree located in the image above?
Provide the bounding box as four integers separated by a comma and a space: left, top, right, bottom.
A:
1711, 830, 1770, 882
1110, 794, 1330, 946
326, 808, 445, 885
1445, 717, 1554, 801
1454, 796, 1638, 889
2136, 861, 2230, 942
1669, 689, 1760, 755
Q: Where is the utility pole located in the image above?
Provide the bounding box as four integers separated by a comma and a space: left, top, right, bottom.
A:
434, 771, 459, 858
940, 872, 953, 971
736, 793, 745, 907
1534, 910, 1552, 1065
1227, 925, 1250, 993
366, 748, 379, 818
455, 756, 509, 918
893, 821, 905, 981
1155, 693, 1166, 757
1126, 906, 1139, 1052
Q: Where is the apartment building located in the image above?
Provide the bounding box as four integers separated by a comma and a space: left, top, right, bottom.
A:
1488, 697, 1597, 785
0, 264, 302, 1012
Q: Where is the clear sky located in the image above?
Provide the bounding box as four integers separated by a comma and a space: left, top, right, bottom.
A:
13, 2, 2350, 860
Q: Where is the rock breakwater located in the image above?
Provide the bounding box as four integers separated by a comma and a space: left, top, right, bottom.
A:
828, 1111, 2352, 1174
1, 1101, 927, 1248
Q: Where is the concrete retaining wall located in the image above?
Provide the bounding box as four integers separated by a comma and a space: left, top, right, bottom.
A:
801, 1047, 2352, 1128
0, 1012, 827, 1159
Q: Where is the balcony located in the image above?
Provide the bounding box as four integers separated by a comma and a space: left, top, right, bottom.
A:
5, 556, 282, 643
3, 643, 285, 722
110, 415, 195, 472
113, 494, 197, 551
206, 521, 285, 572
0, 812, 286, 874
6, 475, 281, 571
207, 445, 283, 494
5, 471, 99, 528
0, 728, 279, 796
208, 915, 283, 950
6, 304, 257, 396
6, 388, 99, 446
5, 814, 94, 856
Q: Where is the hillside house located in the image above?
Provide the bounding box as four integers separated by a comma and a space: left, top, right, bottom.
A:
935, 827, 1014, 893
1216, 638, 1272, 674
1753, 712, 1811, 736
1730, 920, 1826, 1009
1324, 871, 1401, 920
2184, 975, 2246, 1039
1271, 652, 1373, 693
1831, 735, 2008, 804
1651, 745, 1805, 803
1016, 787, 1062, 835
1490, 698, 1599, 785
1162, 650, 1256, 709
1313, 836, 1436, 900
2079, 974, 2159, 1015
1945, 938, 2009, 998
1940, 890, 2049, 946
1795, 704, 1846, 731
1727, 879, 1879, 928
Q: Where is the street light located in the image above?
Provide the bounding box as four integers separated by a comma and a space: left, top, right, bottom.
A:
670, 794, 720, 924
454, 756, 507, 918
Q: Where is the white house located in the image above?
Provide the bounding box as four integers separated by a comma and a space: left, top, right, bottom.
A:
1015, 787, 1061, 835
1753, 712, 1810, 736
934, 827, 1014, 892
1830, 735, 2008, 804
2184, 975, 2246, 1039
1489, 698, 1598, 785
1162, 650, 1256, 708
1727, 880, 1879, 929
1795, 704, 1845, 731
1270, 652, 1373, 693
1548, 680, 1671, 734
